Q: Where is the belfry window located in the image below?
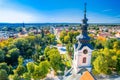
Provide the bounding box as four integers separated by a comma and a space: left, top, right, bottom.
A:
83, 57, 86, 63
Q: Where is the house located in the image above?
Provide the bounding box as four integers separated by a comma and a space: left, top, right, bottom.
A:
115, 32, 120, 38
97, 32, 111, 38
56, 44, 67, 54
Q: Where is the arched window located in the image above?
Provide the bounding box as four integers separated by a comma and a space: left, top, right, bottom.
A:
83, 57, 86, 63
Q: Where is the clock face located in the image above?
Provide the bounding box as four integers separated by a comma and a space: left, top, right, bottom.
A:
83, 49, 88, 54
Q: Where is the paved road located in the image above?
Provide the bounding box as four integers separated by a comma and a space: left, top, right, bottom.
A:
96, 75, 120, 80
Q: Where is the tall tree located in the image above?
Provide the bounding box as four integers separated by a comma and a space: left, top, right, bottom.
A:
0, 69, 8, 80
0, 63, 10, 74
18, 56, 24, 65
93, 55, 108, 74
27, 62, 35, 74
44, 46, 50, 57
116, 57, 120, 74
14, 65, 26, 76
6, 48, 20, 64
33, 61, 50, 79
48, 48, 62, 72
64, 36, 70, 44
0, 49, 5, 62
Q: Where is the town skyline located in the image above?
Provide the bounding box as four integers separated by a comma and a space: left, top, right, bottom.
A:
0, 0, 120, 23
0, 1, 120, 80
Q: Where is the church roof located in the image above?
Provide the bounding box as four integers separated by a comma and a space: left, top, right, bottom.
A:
75, 43, 94, 50
76, 34, 90, 41
63, 69, 96, 80
80, 71, 95, 80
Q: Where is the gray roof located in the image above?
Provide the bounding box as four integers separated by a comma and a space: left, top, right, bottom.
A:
63, 68, 82, 80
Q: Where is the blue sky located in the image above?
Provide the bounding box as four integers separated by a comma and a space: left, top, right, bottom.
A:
0, 0, 120, 23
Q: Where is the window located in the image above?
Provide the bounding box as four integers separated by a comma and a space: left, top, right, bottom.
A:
83, 49, 88, 54
83, 57, 86, 63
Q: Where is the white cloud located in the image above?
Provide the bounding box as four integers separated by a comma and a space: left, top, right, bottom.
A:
0, 9, 33, 23
102, 9, 112, 12
0, 1, 119, 23
0, 7, 47, 23
0, 0, 46, 23
0, 8, 119, 23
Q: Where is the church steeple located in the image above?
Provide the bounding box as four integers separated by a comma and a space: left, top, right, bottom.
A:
63, 3, 94, 79
23, 22, 25, 28
81, 3, 88, 36
84, 3, 87, 19
76, 3, 90, 44
73, 3, 94, 74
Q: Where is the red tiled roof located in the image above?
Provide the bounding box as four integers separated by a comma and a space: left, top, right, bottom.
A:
80, 71, 95, 80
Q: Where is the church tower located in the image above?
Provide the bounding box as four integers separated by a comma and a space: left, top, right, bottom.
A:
73, 3, 94, 74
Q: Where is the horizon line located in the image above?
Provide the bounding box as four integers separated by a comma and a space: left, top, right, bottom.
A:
0, 22, 120, 24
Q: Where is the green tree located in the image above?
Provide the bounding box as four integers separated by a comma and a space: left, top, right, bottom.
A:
93, 55, 108, 74
68, 31, 73, 43
6, 48, 19, 64
33, 61, 50, 79
95, 42, 104, 49
48, 48, 62, 72
26, 49, 34, 58
0, 69, 8, 80
0, 49, 5, 62
60, 31, 66, 43
116, 57, 120, 74
64, 36, 70, 44
12, 74, 21, 80
35, 45, 42, 55
48, 34, 56, 44
0, 63, 10, 74
44, 46, 50, 57
91, 50, 100, 64
73, 31, 80, 43
8, 44, 16, 50
18, 56, 24, 65
27, 62, 35, 73
113, 40, 120, 50
23, 72, 31, 80
39, 61, 50, 78
32, 53, 39, 62
13, 38, 29, 55
103, 48, 117, 70
105, 39, 117, 49
26, 36, 35, 46
14, 65, 26, 76
34, 34, 42, 45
